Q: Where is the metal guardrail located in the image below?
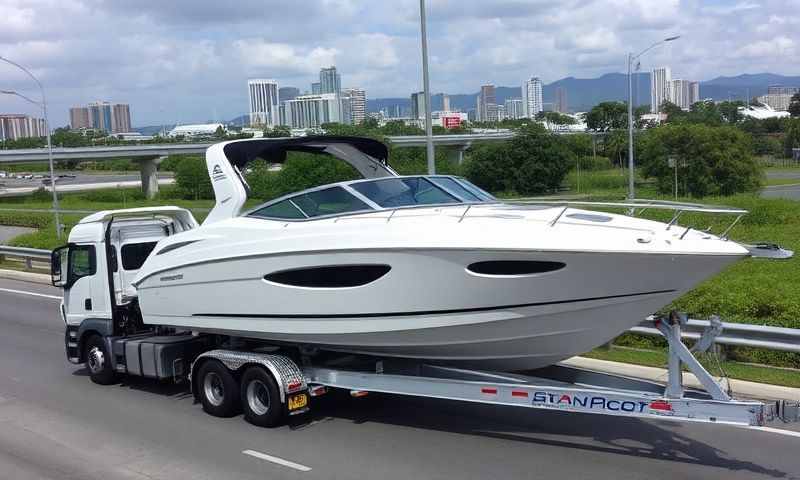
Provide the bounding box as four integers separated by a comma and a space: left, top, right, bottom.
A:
0, 245, 51, 270
1, 245, 798, 354
632, 317, 800, 353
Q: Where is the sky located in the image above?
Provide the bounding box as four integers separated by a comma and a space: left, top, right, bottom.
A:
0, 0, 798, 127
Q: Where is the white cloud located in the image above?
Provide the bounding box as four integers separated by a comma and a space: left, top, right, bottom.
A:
0, 0, 797, 126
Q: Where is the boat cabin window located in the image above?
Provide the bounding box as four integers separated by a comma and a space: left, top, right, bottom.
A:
351, 177, 459, 208
429, 177, 482, 201
250, 199, 307, 219
121, 242, 158, 271
250, 186, 370, 220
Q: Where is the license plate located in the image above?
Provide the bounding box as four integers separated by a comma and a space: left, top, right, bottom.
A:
288, 393, 308, 411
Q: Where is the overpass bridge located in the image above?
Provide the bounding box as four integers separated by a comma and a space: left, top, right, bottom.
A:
0, 134, 518, 198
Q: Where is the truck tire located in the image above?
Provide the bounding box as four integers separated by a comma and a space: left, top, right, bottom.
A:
196, 360, 240, 417
240, 366, 284, 428
84, 335, 117, 385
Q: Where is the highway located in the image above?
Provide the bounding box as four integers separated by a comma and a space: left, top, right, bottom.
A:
0, 277, 799, 479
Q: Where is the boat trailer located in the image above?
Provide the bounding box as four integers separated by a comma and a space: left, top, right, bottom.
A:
194, 312, 797, 427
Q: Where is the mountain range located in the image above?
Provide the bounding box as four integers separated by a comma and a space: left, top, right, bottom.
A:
366, 72, 800, 114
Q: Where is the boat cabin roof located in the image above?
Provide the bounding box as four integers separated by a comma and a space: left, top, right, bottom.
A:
245, 175, 497, 221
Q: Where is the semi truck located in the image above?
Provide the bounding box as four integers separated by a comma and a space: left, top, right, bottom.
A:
51, 206, 792, 430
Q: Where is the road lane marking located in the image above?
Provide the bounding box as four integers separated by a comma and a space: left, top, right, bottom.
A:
749, 426, 800, 439
242, 449, 312, 472
0, 287, 62, 300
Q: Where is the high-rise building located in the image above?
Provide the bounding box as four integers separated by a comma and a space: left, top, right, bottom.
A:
285, 93, 341, 129
756, 92, 796, 111
311, 83, 321, 95
248, 79, 279, 127
112, 104, 131, 133
0, 114, 46, 140
496, 103, 507, 122
690, 82, 700, 105
504, 98, 524, 120
768, 85, 800, 96
521, 77, 543, 118
279, 86, 300, 102
342, 87, 366, 124
69, 107, 90, 129
411, 91, 426, 119
442, 94, 451, 112
650, 67, 672, 113
88, 101, 113, 132
669, 79, 700, 111
555, 87, 568, 113
319, 66, 341, 95
477, 84, 497, 121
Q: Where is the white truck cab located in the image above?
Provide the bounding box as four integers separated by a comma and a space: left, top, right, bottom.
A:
51, 207, 199, 366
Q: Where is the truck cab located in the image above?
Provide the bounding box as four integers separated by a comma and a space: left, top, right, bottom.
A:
51, 207, 199, 368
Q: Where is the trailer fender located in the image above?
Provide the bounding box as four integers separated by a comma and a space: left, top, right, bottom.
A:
190, 350, 306, 405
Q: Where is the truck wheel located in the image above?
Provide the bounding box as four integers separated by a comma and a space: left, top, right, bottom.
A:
240, 367, 284, 428
196, 360, 240, 417
84, 335, 117, 385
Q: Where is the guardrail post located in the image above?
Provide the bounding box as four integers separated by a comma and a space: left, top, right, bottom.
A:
25, 256, 32, 269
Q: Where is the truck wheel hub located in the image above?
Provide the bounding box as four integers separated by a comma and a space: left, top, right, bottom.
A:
87, 347, 105, 373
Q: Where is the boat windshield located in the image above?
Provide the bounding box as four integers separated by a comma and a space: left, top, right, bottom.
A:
350, 177, 459, 208
246, 175, 496, 221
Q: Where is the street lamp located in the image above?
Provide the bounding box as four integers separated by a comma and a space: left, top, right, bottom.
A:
0, 55, 61, 238
419, 0, 435, 174
626, 35, 680, 200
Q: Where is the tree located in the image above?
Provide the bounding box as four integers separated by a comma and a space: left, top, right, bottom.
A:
660, 101, 686, 123
174, 157, 213, 199
536, 111, 576, 126
214, 126, 226, 139
264, 125, 291, 138
789, 93, 800, 118
639, 124, 761, 197
464, 123, 573, 195
585, 102, 628, 131
784, 119, 800, 158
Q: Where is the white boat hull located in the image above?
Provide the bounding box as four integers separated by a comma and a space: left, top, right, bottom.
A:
136, 248, 741, 371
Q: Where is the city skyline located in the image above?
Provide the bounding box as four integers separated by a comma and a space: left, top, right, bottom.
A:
1, 0, 797, 127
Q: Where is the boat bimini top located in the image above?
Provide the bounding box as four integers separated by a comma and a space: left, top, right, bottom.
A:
204, 136, 397, 224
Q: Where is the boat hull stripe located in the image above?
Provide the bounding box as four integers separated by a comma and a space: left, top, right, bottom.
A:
192, 289, 676, 319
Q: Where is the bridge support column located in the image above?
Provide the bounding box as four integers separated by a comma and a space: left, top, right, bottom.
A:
138, 156, 166, 199
447, 144, 470, 166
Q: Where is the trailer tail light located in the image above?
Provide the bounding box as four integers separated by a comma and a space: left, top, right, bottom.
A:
287, 380, 302, 391
650, 400, 673, 411
511, 390, 529, 398
481, 387, 497, 395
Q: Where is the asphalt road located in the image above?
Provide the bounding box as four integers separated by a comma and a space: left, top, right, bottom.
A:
762, 184, 800, 200
1, 277, 799, 480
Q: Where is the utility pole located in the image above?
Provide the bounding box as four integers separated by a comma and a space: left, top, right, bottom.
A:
419, 0, 435, 174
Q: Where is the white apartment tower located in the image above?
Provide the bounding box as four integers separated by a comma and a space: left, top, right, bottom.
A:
285, 94, 341, 129
521, 77, 543, 118
342, 87, 366, 124
650, 67, 672, 113
248, 79, 279, 127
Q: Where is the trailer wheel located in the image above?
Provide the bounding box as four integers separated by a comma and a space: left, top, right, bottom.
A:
84, 335, 117, 385
196, 360, 240, 417
240, 367, 284, 428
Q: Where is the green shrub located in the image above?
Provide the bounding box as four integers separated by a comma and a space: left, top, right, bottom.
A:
639, 124, 762, 197
576, 155, 613, 171
174, 157, 213, 200
464, 124, 573, 195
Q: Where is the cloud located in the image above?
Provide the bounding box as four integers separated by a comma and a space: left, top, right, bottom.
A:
0, 0, 797, 127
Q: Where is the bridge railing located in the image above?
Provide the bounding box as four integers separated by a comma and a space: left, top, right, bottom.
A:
0, 245, 51, 271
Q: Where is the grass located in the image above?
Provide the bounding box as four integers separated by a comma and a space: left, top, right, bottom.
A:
584, 346, 800, 388
763, 178, 800, 187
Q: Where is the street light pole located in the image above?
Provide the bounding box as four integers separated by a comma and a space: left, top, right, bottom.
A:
0, 55, 61, 238
627, 52, 634, 199
419, 0, 435, 174
625, 35, 680, 200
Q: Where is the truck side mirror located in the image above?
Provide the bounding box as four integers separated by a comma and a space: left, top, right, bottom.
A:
51, 245, 68, 287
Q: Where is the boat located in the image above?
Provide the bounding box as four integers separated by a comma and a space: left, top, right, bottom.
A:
132, 136, 753, 371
